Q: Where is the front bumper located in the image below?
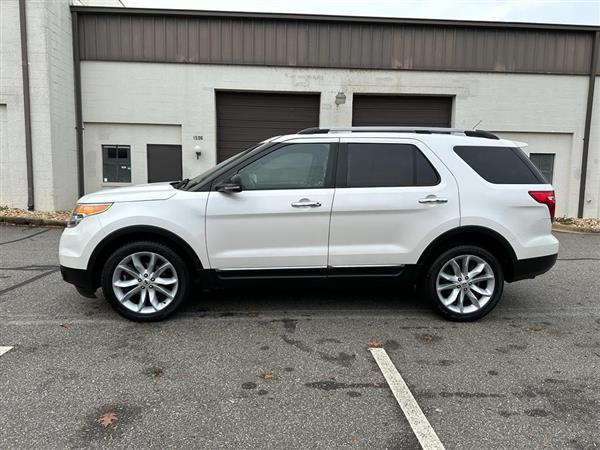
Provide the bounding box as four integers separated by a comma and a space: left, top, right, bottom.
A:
507, 253, 558, 282
60, 265, 97, 298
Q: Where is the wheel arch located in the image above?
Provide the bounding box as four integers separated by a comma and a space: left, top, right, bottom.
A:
417, 226, 518, 281
88, 225, 205, 289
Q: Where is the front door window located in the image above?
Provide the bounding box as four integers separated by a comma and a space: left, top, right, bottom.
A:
237, 143, 330, 190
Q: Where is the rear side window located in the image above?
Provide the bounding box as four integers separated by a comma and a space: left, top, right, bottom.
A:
454, 146, 545, 184
345, 143, 439, 187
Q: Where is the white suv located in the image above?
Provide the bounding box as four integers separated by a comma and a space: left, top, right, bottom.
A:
59, 127, 558, 321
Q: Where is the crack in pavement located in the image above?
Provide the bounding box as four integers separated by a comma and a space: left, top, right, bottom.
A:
0, 269, 60, 299
0, 265, 60, 271
0, 228, 50, 245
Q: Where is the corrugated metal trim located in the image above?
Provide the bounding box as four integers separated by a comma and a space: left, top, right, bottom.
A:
75, 9, 600, 75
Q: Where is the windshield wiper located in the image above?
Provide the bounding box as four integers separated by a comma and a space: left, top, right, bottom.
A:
172, 178, 190, 189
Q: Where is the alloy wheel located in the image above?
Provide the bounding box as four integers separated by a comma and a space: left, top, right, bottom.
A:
111, 251, 179, 314
435, 254, 495, 314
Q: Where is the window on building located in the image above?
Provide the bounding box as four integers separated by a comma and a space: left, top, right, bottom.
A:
454, 146, 545, 184
102, 145, 131, 183
237, 143, 331, 190
345, 143, 439, 188
529, 153, 555, 184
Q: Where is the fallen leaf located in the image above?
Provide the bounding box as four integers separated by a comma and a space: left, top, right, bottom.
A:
153, 367, 164, 377
260, 372, 273, 380
61, 323, 75, 329
98, 411, 118, 428
367, 339, 381, 348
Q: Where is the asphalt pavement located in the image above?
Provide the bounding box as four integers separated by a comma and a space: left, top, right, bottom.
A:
0, 224, 599, 449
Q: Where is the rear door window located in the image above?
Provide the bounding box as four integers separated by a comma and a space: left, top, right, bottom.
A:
454, 146, 546, 184
342, 143, 439, 187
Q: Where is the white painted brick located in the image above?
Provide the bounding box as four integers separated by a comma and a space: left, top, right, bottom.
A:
1, 0, 598, 217
0, 0, 77, 211
81, 62, 595, 217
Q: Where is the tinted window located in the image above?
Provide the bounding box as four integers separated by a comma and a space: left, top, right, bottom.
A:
529, 153, 554, 184
238, 143, 330, 190
102, 145, 131, 183
345, 143, 439, 187
454, 146, 545, 184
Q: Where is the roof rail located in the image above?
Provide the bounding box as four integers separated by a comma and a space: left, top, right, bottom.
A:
297, 126, 499, 139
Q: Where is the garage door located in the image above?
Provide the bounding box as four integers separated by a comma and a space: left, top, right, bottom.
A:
216, 92, 320, 162
352, 95, 452, 127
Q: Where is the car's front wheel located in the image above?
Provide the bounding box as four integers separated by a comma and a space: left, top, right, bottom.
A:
424, 245, 504, 321
101, 241, 190, 321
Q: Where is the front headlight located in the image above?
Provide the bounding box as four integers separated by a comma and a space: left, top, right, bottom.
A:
67, 203, 112, 228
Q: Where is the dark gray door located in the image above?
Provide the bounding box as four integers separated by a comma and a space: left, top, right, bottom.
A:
216, 91, 320, 162
352, 95, 452, 127
147, 144, 182, 183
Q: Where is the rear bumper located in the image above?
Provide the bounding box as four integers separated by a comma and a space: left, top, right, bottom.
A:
507, 253, 558, 282
60, 265, 97, 298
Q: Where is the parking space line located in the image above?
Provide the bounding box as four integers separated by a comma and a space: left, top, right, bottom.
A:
369, 347, 445, 450
0, 346, 13, 357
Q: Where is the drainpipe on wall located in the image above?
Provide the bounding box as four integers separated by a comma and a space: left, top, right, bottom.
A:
71, 10, 85, 198
18, 0, 34, 210
577, 30, 599, 218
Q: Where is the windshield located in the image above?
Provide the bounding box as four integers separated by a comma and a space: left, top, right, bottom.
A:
177, 142, 268, 191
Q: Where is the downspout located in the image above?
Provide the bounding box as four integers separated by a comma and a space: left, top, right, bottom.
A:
18, 0, 34, 210
71, 9, 85, 198
577, 30, 599, 218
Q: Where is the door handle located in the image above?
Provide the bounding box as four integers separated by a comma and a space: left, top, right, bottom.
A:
291, 199, 322, 208
419, 197, 448, 204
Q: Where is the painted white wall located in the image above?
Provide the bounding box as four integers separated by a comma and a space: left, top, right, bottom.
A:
0, 0, 28, 209
83, 123, 182, 194
81, 61, 595, 216
0, 0, 77, 211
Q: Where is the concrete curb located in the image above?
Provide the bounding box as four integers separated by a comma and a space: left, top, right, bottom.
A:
552, 223, 600, 235
0, 215, 67, 227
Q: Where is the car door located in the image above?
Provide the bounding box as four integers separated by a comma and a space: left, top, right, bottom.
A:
328, 138, 459, 267
205, 138, 338, 270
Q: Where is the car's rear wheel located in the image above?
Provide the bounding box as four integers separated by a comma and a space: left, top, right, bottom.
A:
101, 241, 190, 321
424, 245, 504, 321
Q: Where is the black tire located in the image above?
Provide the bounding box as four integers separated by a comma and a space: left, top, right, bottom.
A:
101, 241, 190, 321
424, 245, 504, 321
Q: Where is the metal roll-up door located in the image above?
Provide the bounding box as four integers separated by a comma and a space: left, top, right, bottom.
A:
216, 91, 320, 162
352, 95, 452, 127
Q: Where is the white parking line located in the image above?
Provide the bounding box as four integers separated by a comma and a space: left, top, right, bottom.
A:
0, 346, 13, 357
369, 347, 445, 450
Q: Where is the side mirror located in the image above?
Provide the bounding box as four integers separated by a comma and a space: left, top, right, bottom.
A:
215, 173, 242, 193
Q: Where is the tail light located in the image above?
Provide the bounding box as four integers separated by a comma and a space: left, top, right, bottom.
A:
529, 190, 556, 222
